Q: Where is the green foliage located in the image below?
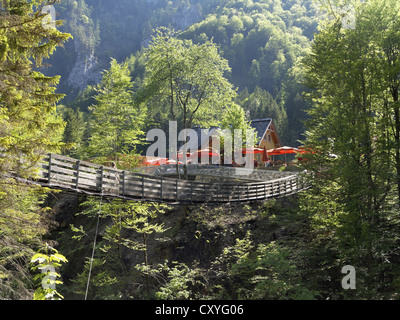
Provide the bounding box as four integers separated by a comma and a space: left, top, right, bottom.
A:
0, 184, 54, 299
0, 0, 71, 299
240, 86, 288, 140
30, 244, 68, 300
62, 106, 87, 158
180, 0, 316, 144
210, 231, 317, 299
88, 58, 146, 161
142, 27, 236, 130
0, 0, 71, 178
155, 262, 200, 300
70, 198, 171, 298
231, 242, 316, 299
136, 260, 203, 300
299, 0, 400, 298
219, 103, 257, 149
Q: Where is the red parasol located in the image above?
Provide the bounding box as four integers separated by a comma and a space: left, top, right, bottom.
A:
177, 151, 192, 160
267, 146, 299, 155
143, 157, 168, 165
191, 148, 220, 158
166, 159, 183, 165
267, 146, 299, 165
297, 146, 315, 154
241, 147, 264, 154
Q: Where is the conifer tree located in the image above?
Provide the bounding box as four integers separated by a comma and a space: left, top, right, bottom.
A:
88, 58, 146, 163
0, 0, 71, 299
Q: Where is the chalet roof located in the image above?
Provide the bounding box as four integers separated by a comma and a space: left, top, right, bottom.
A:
178, 118, 280, 151
250, 118, 272, 144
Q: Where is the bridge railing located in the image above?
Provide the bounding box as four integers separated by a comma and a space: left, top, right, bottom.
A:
137, 163, 295, 181
37, 153, 302, 203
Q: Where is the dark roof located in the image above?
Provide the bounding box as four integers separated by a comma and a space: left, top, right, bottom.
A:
250, 118, 272, 143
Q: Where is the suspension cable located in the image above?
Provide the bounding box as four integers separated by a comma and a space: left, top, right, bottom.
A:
84, 191, 103, 300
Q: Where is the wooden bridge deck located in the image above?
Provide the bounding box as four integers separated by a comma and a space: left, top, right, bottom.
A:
32, 153, 304, 204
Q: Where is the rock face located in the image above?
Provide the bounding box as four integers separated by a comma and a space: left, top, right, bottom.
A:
61, 1, 203, 91
175, 4, 202, 31
67, 39, 102, 91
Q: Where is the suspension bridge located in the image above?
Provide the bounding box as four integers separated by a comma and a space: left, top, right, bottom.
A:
28, 153, 305, 204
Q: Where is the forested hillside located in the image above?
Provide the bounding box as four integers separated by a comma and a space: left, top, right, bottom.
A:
46, 0, 317, 147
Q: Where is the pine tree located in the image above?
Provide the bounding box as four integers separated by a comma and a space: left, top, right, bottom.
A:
88, 58, 146, 163
62, 107, 87, 158
0, 0, 71, 299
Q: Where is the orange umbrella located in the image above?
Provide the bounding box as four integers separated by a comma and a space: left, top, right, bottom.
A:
241, 147, 264, 154
166, 159, 183, 165
267, 146, 299, 164
297, 146, 315, 154
177, 151, 192, 160
191, 148, 220, 157
267, 146, 299, 155
144, 157, 168, 165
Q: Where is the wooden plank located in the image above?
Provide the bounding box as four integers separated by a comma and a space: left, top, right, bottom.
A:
48, 168, 99, 190
47, 175, 75, 188
50, 158, 76, 169
50, 154, 105, 172
49, 172, 74, 182
48, 164, 99, 184
50, 165, 76, 177
100, 174, 121, 186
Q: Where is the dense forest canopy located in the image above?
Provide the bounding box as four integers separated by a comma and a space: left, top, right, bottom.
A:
45, 0, 318, 147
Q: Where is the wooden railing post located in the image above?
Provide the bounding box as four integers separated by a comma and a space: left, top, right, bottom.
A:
142, 176, 145, 200
99, 166, 104, 192
48, 153, 52, 184
160, 177, 163, 200
75, 160, 80, 189
121, 171, 125, 197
